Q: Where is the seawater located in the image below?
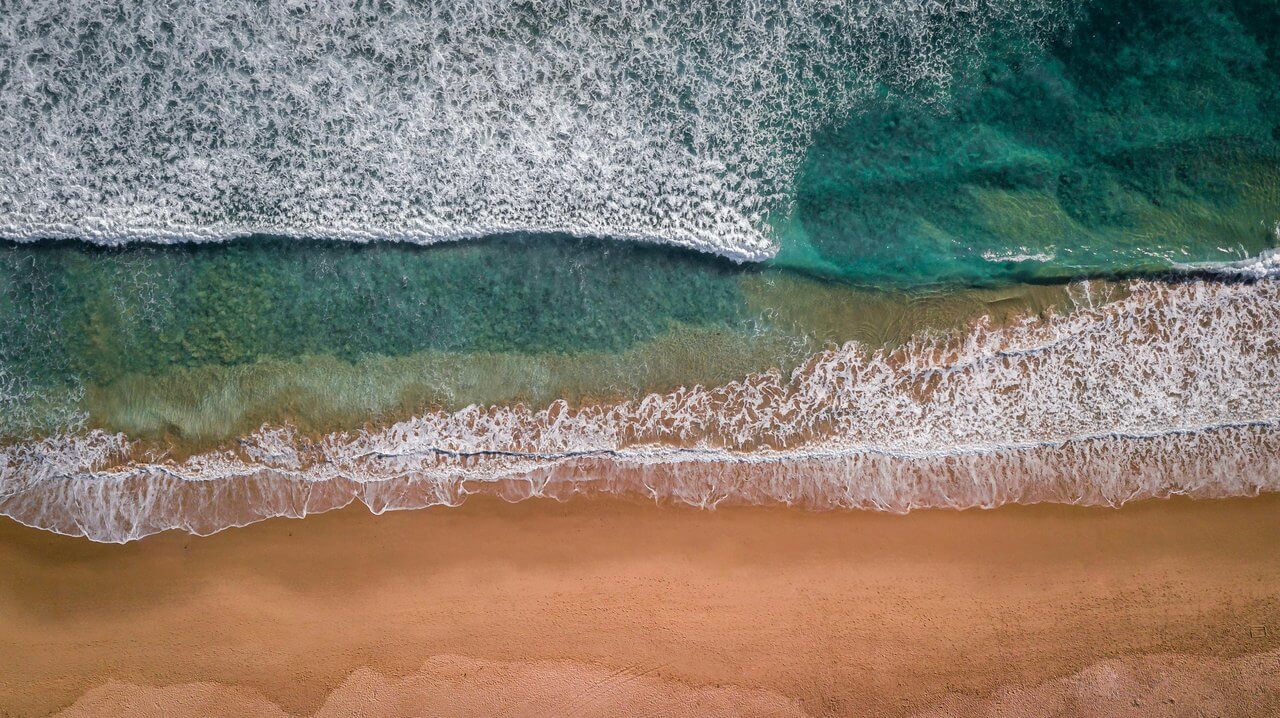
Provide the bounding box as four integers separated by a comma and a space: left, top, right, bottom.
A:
0, 0, 1071, 259
5, 279, 1279, 541
1, 0, 1278, 541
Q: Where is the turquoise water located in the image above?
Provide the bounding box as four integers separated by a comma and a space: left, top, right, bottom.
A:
1, 236, 747, 375
778, 0, 1280, 284
2, 0, 1280, 424
0, 236, 762, 437
1, 0, 1278, 440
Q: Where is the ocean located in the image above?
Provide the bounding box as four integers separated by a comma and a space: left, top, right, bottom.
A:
1, 0, 1277, 541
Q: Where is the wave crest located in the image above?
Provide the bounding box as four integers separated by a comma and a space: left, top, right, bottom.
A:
0, 0, 1068, 259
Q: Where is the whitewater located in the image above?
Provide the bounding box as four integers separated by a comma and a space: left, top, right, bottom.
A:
3, 277, 1278, 542
0, 0, 1070, 260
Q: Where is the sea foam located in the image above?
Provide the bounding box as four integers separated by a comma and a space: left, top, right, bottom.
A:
0, 0, 1068, 260
3, 278, 1277, 542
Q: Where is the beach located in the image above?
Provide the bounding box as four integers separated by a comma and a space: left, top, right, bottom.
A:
1, 0, 1279, 715
3, 494, 1278, 717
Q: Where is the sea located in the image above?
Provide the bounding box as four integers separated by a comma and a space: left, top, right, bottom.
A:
1, 0, 1278, 541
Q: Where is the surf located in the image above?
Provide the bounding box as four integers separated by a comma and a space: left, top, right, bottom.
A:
3, 277, 1277, 542
0, 0, 1071, 260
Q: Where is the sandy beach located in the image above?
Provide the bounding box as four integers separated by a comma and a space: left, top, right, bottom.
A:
1, 0, 1278, 716
2, 495, 1278, 717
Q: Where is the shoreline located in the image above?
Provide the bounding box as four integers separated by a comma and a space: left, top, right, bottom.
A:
5, 277, 1277, 543
3, 494, 1278, 716
6, 420, 1280, 544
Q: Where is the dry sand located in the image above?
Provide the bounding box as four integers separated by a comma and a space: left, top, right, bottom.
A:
2, 495, 1279, 717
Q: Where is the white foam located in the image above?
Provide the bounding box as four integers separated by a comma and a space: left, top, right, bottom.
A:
0, 0, 1068, 260
3, 278, 1277, 542
1184, 247, 1280, 279
982, 248, 1057, 263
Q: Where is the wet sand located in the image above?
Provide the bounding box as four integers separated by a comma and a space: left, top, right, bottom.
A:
2, 495, 1279, 717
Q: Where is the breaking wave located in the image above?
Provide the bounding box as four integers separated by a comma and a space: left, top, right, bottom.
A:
0, 0, 1068, 260
2, 278, 1277, 542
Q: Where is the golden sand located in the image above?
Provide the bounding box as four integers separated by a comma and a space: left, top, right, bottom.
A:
2, 494, 1278, 717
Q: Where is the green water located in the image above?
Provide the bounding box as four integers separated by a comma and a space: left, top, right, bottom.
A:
1, 0, 1277, 443
0, 237, 785, 438
778, 0, 1280, 284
